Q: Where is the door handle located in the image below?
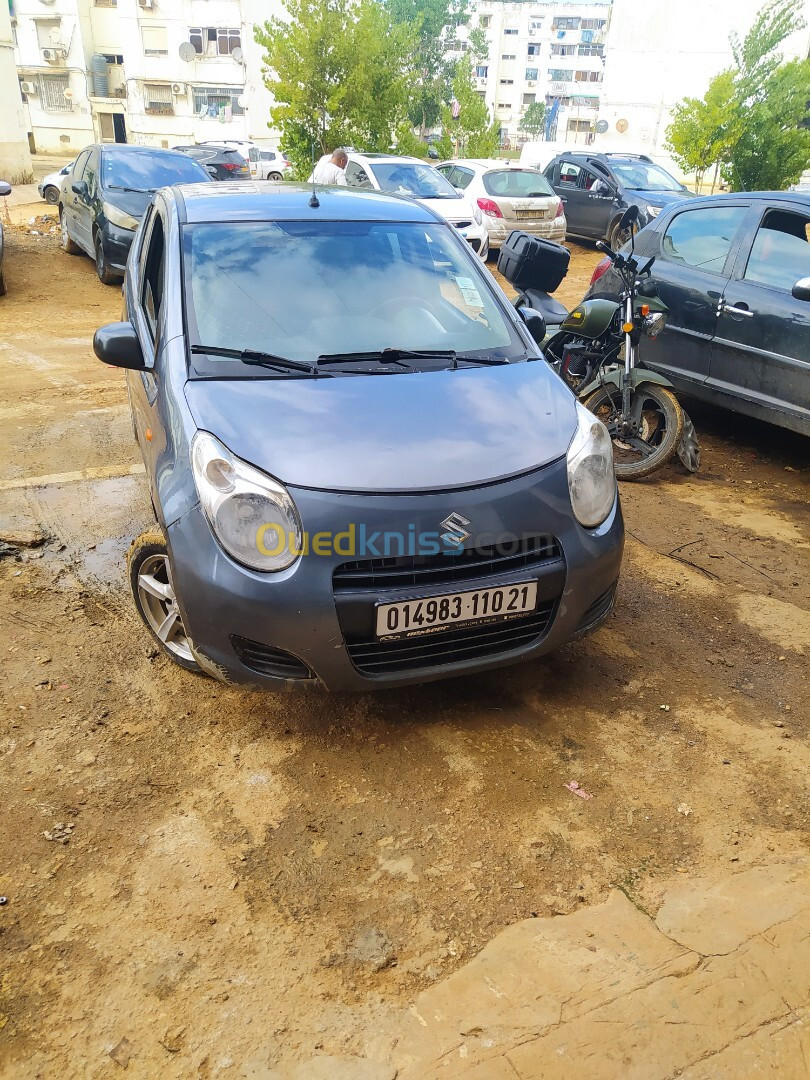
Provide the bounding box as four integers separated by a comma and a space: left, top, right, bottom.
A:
724, 303, 754, 318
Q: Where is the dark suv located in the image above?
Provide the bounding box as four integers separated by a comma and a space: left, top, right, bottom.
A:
543, 152, 695, 247
58, 145, 210, 285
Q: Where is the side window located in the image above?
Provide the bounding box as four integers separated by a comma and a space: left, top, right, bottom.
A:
142, 213, 166, 342
84, 150, 99, 196
436, 165, 453, 181
660, 206, 748, 274
559, 161, 581, 187
580, 167, 601, 191
136, 205, 155, 281
451, 167, 474, 190
249, 147, 259, 162
72, 149, 91, 180
345, 161, 372, 190
743, 210, 810, 291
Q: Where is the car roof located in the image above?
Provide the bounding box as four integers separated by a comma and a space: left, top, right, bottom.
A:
657, 191, 810, 210
173, 182, 444, 224
351, 153, 425, 164
440, 159, 538, 172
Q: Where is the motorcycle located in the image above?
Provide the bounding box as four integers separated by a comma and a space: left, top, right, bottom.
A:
501, 205, 700, 479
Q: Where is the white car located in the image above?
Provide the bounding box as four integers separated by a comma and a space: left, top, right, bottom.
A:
436, 159, 566, 251
344, 153, 489, 259
257, 149, 293, 180
39, 162, 72, 205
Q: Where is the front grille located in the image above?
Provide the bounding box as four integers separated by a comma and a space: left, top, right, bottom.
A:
231, 635, 313, 680
345, 600, 557, 675
333, 534, 561, 592
452, 220, 473, 229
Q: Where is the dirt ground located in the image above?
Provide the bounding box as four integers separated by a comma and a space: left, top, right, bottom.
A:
1, 213, 809, 1079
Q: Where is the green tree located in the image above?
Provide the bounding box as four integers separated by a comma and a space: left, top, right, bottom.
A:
255, 0, 416, 176
665, 70, 736, 191
519, 101, 546, 140
439, 56, 500, 157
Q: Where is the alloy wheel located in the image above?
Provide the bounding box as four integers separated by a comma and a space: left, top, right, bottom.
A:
135, 553, 196, 663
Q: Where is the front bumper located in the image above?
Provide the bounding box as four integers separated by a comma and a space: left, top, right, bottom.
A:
486, 216, 567, 249
101, 222, 137, 273
165, 459, 624, 692
452, 220, 490, 258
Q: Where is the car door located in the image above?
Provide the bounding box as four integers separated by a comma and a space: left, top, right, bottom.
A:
74, 148, 99, 255
708, 203, 810, 433
576, 166, 617, 238
641, 202, 751, 390
345, 160, 374, 190
64, 149, 91, 245
548, 159, 592, 237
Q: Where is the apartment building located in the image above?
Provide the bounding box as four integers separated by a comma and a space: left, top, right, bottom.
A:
10, 0, 283, 155
457, 0, 611, 147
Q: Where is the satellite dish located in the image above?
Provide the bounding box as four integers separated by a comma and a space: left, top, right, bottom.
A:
231, 46, 244, 62
595, 119, 608, 134
237, 93, 248, 109
616, 118, 629, 133
49, 26, 62, 42
178, 41, 196, 62
63, 88, 74, 100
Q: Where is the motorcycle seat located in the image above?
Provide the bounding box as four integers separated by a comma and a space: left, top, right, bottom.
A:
522, 289, 569, 324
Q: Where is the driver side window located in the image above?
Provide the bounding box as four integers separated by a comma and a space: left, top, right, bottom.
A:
559, 161, 581, 186
72, 149, 91, 181
142, 213, 166, 343
345, 161, 373, 190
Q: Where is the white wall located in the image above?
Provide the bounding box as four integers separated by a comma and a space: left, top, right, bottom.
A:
1, 2, 33, 175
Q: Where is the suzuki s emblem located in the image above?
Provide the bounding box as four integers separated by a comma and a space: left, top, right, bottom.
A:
440, 512, 471, 548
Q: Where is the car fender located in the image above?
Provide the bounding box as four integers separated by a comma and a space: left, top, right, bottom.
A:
580, 366, 675, 397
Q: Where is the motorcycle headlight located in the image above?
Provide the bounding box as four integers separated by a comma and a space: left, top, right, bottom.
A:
566, 402, 616, 528
103, 202, 139, 231
646, 205, 661, 218
643, 312, 667, 338
191, 431, 302, 572
472, 203, 483, 226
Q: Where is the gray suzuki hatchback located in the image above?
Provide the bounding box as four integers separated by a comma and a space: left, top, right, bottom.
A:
94, 183, 623, 690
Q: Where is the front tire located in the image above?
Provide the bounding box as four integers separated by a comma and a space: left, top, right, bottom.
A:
268, 171, 283, 181
583, 382, 684, 480
94, 233, 119, 286
127, 530, 202, 673
59, 209, 82, 255
0, 269, 6, 297
44, 186, 59, 205
609, 217, 637, 250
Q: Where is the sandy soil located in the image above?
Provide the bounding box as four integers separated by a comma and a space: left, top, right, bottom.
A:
0, 221, 808, 1078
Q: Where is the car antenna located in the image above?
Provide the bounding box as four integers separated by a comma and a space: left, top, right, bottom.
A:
309, 141, 319, 208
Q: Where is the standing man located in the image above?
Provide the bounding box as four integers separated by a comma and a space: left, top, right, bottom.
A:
310, 148, 348, 185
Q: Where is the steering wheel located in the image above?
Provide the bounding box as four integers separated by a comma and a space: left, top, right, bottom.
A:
367, 296, 435, 318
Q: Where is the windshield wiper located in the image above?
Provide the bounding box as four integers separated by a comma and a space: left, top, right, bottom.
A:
317, 348, 511, 370
190, 344, 326, 376
107, 185, 148, 193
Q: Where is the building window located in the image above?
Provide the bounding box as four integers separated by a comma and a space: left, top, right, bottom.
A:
529, 19, 543, 32
568, 118, 592, 133
192, 85, 245, 118
501, 54, 515, 61
523, 92, 536, 105
578, 44, 604, 56
527, 42, 541, 56
497, 102, 511, 109
504, 28, 518, 35
475, 65, 488, 78
143, 82, 173, 114
141, 25, 168, 56
574, 70, 603, 82
552, 17, 580, 30
581, 19, 606, 30
38, 72, 71, 111
94, 0, 117, 6
549, 69, 573, 81
499, 78, 514, 85
551, 44, 576, 56
525, 67, 538, 80
480, 14, 491, 27
189, 27, 242, 56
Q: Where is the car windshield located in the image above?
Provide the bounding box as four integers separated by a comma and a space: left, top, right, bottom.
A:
102, 151, 208, 191
483, 169, 555, 198
368, 163, 460, 200
610, 162, 684, 192
184, 220, 522, 375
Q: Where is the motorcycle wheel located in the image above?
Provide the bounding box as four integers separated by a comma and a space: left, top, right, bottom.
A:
583, 382, 684, 480
676, 411, 701, 473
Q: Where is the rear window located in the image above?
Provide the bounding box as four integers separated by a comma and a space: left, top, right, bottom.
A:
483, 170, 554, 198
102, 151, 209, 191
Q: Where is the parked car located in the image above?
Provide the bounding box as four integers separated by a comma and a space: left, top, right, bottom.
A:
58, 144, 211, 285
436, 159, 566, 252
543, 152, 695, 247
172, 144, 251, 181
587, 191, 810, 436
200, 139, 262, 178
39, 162, 72, 205
0, 179, 10, 296
93, 182, 623, 690
256, 149, 293, 180
344, 153, 490, 258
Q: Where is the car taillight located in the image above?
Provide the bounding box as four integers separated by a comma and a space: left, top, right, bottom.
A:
477, 197, 503, 218
590, 255, 612, 286
222, 162, 240, 171
555, 198, 565, 218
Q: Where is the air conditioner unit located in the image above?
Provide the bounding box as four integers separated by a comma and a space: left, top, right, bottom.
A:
171, 82, 185, 95
526, 81, 536, 86
42, 48, 54, 61
20, 80, 37, 94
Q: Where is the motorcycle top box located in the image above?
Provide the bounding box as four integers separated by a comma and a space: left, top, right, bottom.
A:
497, 231, 570, 294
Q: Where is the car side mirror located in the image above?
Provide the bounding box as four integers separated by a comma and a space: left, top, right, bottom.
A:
72, 180, 88, 196
792, 277, 810, 302
517, 305, 546, 345
93, 322, 146, 370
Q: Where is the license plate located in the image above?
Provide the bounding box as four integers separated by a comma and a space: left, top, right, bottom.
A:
515, 209, 546, 220
375, 581, 538, 639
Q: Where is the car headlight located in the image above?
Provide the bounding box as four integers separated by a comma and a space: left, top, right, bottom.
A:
191, 431, 302, 572
566, 402, 616, 528
103, 202, 139, 231
472, 204, 483, 226
646, 205, 661, 218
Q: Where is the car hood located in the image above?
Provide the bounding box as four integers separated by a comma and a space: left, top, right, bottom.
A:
419, 195, 478, 224
634, 188, 696, 208
184, 362, 577, 492
102, 188, 153, 219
